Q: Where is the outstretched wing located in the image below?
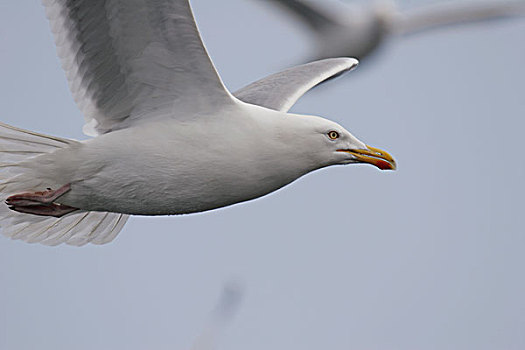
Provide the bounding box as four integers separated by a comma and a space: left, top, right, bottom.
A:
394, 0, 525, 36
234, 58, 358, 112
43, 0, 233, 136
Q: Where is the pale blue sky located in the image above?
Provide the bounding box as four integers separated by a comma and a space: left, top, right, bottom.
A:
1, 1, 524, 349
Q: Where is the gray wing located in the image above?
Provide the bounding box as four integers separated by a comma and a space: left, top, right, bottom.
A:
394, 0, 525, 36
234, 58, 358, 112
43, 0, 233, 136
261, 0, 342, 31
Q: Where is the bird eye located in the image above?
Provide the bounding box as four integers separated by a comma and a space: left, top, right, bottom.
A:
328, 131, 339, 140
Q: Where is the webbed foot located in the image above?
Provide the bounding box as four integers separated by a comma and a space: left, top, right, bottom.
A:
5, 184, 78, 217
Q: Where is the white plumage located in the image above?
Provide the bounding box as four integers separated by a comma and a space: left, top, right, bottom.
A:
0, 0, 395, 246
0, 123, 128, 246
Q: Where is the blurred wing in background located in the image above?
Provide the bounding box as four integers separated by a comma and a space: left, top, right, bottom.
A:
394, 0, 525, 36
234, 58, 358, 112
261, 0, 342, 31
257, 0, 525, 61
43, 0, 233, 136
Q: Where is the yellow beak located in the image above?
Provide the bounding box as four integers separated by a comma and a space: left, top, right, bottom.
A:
338, 145, 396, 170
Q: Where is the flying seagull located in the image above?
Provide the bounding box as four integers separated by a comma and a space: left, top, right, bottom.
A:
0, 0, 395, 246
259, 0, 525, 60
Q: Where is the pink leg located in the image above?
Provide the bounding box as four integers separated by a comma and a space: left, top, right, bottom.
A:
6, 184, 72, 207
9, 203, 78, 218
5, 184, 79, 218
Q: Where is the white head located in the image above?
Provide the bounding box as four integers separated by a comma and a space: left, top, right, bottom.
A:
274, 113, 396, 172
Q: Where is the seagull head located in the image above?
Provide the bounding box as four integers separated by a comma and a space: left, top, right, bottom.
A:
283, 114, 396, 171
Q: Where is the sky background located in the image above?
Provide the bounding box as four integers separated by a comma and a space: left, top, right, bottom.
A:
1, 0, 524, 349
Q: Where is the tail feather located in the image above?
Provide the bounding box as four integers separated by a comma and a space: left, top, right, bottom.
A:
0, 122, 129, 246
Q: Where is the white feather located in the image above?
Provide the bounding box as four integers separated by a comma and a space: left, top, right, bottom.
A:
0, 123, 129, 246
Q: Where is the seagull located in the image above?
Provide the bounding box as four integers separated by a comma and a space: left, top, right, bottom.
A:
0, 0, 395, 247
258, 0, 525, 60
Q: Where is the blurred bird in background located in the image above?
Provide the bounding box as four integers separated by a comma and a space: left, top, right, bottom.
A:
257, 0, 525, 61
190, 282, 244, 350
